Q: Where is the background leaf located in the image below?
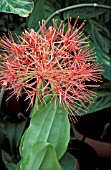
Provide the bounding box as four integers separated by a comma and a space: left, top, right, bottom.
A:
63, 5, 108, 20
82, 82, 111, 114
85, 19, 110, 54
4, 162, 16, 170
17, 142, 61, 170
2, 150, 14, 163
1, 150, 17, 170
59, 152, 76, 170
0, 0, 34, 17
6, 120, 27, 154
19, 97, 70, 162
84, 20, 111, 80
89, 40, 111, 80
27, 0, 60, 31
0, 119, 6, 148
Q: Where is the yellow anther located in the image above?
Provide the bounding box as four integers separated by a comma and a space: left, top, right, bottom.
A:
63, 46, 67, 49
38, 21, 40, 26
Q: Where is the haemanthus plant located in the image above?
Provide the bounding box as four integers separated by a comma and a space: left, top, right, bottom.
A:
0, 18, 102, 169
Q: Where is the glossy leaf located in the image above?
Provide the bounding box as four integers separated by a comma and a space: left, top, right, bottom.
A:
27, 0, 59, 31
63, 5, 108, 20
17, 142, 61, 170
59, 152, 76, 170
0, 0, 34, 17
19, 97, 70, 162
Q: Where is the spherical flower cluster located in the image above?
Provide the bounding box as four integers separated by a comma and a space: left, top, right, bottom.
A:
0, 18, 102, 115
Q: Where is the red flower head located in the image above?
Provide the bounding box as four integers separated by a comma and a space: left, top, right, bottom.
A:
0, 18, 102, 115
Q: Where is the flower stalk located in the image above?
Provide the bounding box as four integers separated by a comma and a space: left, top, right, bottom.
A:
38, 3, 111, 33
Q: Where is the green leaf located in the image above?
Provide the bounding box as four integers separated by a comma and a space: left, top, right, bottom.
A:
19, 97, 70, 162
6, 120, 27, 154
82, 82, 111, 114
89, 40, 111, 80
2, 150, 13, 163
17, 142, 61, 170
0, 119, 6, 148
14, 120, 27, 149
63, 6, 108, 20
27, 0, 59, 31
4, 163, 16, 170
84, 20, 111, 80
31, 95, 52, 117
6, 123, 16, 154
0, 0, 34, 17
86, 19, 110, 54
59, 152, 76, 170
1, 150, 16, 170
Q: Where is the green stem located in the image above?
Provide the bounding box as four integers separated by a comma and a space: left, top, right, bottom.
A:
0, 84, 6, 109
38, 3, 111, 33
